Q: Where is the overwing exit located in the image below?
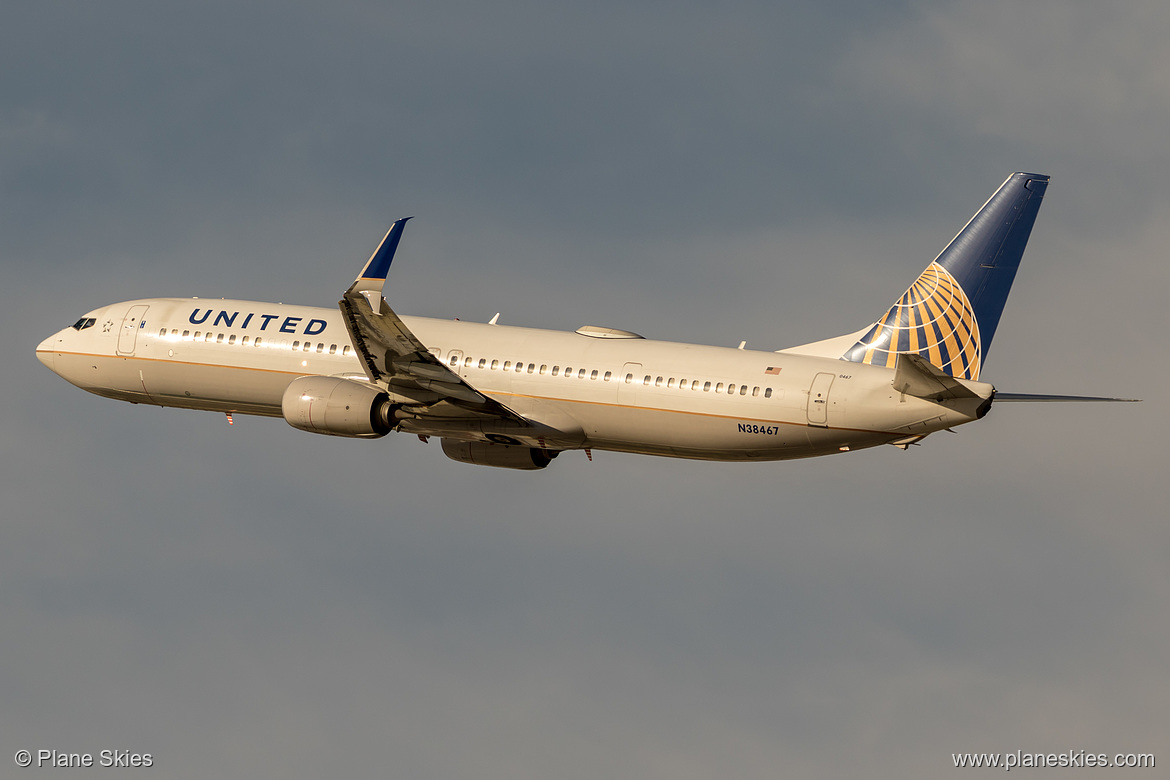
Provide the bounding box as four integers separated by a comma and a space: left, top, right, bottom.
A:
36, 172, 1138, 469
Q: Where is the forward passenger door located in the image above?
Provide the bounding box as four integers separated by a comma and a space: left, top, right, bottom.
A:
116, 304, 150, 355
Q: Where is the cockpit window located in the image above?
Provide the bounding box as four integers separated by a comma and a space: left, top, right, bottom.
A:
71, 317, 96, 331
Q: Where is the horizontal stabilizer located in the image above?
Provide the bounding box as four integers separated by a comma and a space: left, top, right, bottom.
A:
993, 392, 1141, 403
893, 353, 981, 400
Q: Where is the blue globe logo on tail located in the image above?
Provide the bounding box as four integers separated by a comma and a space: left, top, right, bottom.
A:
843, 262, 982, 380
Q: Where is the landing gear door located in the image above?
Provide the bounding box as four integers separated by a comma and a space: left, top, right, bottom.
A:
807, 372, 835, 427
117, 304, 150, 355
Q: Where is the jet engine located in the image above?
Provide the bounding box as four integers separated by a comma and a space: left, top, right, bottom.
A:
281, 376, 396, 438
440, 438, 559, 470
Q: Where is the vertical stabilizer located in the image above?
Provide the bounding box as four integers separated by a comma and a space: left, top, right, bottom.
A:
840, 172, 1048, 380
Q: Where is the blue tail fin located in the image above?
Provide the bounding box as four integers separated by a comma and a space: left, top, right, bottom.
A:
841, 172, 1049, 380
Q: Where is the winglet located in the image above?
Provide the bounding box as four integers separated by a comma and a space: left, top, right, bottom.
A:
348, 217, 413, 305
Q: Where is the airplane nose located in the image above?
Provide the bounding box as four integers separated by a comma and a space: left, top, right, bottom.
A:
36, 335, 57, 371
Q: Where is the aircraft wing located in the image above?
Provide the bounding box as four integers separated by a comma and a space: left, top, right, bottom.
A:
338, 218, 532, 427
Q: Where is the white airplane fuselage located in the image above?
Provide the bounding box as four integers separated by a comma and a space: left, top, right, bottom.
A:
37, 296, 993, 461
39, 175, 1139, 469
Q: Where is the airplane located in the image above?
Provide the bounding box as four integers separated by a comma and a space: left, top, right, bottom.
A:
36, 172, 1137, 469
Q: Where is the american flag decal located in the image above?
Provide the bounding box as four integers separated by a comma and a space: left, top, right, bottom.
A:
764, 366, 782, 375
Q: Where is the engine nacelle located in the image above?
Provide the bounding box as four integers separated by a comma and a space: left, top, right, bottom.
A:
282, 376, 394, 438
440, 439, 559, 470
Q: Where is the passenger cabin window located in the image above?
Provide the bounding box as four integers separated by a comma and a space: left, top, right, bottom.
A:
303, 342, 311, 352
330, 344, 337, 354
624, 374, 633, 383
765, 388, 772, 398
205, 333, 214, 342
564, 367, 572, 377
182, 330, 190, 338
316, 343, 324, 353
450, 356, 458, 366
216, 334, 225, 343
478, 358, 487, 369
159, 328, 167, 337
578, 368, 586, 379
590, 370, 598, 380
552, 366, 560, 376
667, 378, 676, 388
342, 345, 350, 355
703, 381, 711, 391
528, 364, 535, 374
293, 341, 300, 349
464, 357, 473, 367
540, 365, 548, 375
491, 360, 499, 370
603, 371, 611, 381
228, 335, 237, 345
255, 337, 263, 347
643, 375, 651, 385
194, 331, 201, 339
740, 386, 748, 395
504, 361, 512, 370
655, 376, 664, 387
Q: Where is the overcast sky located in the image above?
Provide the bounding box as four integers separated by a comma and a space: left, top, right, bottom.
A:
3, 1, 1167, 777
